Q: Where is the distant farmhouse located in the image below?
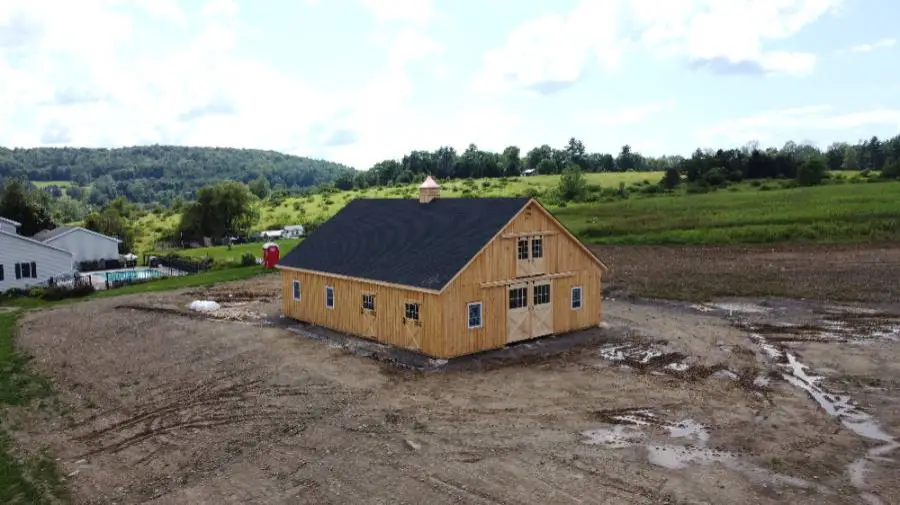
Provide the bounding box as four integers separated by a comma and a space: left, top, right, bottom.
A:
276, 176, 607, 359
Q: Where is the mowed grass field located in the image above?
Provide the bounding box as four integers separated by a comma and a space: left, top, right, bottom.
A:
132, 171, 899, 253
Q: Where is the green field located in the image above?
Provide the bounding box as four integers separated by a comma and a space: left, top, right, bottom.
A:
158, 239, 302, 264
557, 180, 900, 244
31, 180, 74, 188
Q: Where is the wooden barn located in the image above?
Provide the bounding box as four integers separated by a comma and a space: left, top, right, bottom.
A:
276, 176, 607, 359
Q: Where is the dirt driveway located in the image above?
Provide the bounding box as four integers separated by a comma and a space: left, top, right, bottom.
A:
8, 275, 900, 504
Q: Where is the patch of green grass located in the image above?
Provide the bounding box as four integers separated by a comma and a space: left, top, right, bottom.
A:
555, 181, 900, 245
0, 313, 50, 405
30, 180, 73, 188
156, 239, 301, 265
0, 312, 69, 505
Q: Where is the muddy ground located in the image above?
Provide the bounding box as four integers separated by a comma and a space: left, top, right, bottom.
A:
5, 244, 900, 504
592, 243, 900, 303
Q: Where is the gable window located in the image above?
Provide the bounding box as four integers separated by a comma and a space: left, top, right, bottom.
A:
292, 280, 301, 301
517, 239, 529, 260
15, 262, 37, 279
467, 302, 483, 329
531, 237, 543, 259
325, 286, 334, 309
404, 302, 420, 321
571, 286, 583, 310
508, 287, 527, 309
362, 294, 375, 311
533, 283, 550, 305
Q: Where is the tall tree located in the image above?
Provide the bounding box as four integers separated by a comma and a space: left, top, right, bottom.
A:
0, 178, 55, 236
500, 146, 522, 177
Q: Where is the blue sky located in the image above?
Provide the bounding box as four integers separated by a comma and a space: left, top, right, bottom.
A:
1, 0, 898, 169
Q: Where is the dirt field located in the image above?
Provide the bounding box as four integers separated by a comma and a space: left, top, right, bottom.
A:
593, 243, 900, 303
5, 245, 900, 504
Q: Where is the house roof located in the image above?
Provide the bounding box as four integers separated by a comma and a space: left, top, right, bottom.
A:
33, 226, 123, 244
32, 226, 75, 242
277, 197, 531, 291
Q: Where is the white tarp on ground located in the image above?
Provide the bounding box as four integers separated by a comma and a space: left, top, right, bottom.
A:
189, 300, 221, 312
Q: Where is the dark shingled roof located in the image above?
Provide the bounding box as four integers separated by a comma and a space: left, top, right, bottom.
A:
277, 197, 531, 290
32, 225, 75, 242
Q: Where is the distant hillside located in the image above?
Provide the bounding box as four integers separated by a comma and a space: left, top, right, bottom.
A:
0, 145, 354, 205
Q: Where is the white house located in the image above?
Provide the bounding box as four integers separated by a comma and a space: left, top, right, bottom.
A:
0, 217, 75, 292
282, 224, 304, 238
32, 226, 122, 265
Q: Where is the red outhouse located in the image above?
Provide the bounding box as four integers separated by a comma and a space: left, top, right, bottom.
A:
262, 242, 280, 269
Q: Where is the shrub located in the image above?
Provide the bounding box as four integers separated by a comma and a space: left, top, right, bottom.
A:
797, 158, 827, 186
240, 252, 257, 266
749, 180, 762, 187
41, 280, 95, 301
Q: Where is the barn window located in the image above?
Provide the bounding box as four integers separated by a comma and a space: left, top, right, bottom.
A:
404, 302, 419, 321
325, 286, 334, 309
467, 302, 483, 329
517, 239, 528, 260
531, 237, 543, 259
0, 264, 4, 282
362, 294, 375, 311
508, 287, 527, 309
571, 286, 583, 310
533, 284, 550, 305
292, 280, 301, 301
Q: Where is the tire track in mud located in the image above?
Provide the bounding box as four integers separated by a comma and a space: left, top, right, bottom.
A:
71, 375, 351, 460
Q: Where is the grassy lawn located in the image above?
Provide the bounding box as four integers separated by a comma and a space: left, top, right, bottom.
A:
160, 239, 302, 264
30, 180, 74, 188
0, 312, 69, 504
556, 180, 900, 244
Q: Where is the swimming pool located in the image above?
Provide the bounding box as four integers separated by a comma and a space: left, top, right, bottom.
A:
103, 268, 163, 282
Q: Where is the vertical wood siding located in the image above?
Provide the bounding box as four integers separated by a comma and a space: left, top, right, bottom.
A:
280, 270, 444, 357
439, 201, 602, 358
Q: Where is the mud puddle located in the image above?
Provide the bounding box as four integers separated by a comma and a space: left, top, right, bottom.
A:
595, 342, 766, 391
582, 408, 827, 493
743, 321, 899, 505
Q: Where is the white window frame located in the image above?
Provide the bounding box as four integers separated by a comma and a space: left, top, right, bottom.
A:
571, 286, 583, 310
467, 301, 483, 329
292, 280, 301, 301
325, 285, 334, 309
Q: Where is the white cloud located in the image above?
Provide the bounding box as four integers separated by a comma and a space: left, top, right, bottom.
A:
359, 0, 435, 24
470, 1, 625, 95
695, 105, 900, 145
846, 37, 896, 53
472, 0, 841, 94
131, 0, 186, 25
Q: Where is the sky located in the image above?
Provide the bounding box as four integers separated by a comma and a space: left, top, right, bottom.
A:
1, 0, 899, 170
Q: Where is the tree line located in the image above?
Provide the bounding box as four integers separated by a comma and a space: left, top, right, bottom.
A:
337, 134, 900, 190
0, 145, 352, 206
